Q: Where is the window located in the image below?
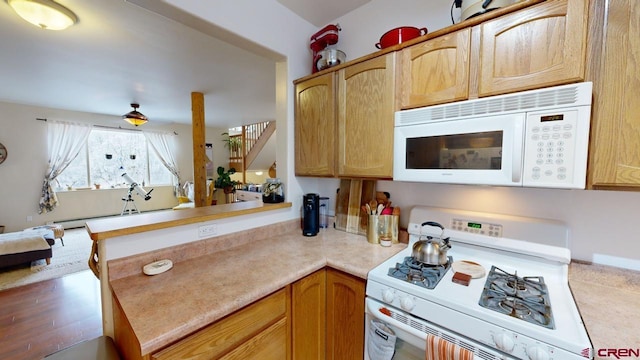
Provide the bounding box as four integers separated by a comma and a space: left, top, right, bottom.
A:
56, 145, 88, 189
55, 129, 173, 190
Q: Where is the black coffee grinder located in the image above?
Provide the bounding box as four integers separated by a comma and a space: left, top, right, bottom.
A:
303, 193, 320, 236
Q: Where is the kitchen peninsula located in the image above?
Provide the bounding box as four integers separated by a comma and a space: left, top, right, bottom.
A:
86, 201, 406, 359
85, 201, 294, 347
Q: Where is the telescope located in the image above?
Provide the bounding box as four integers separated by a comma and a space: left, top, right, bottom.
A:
122, 172, 153, 200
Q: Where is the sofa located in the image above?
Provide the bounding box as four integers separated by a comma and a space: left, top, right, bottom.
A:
0, 230, 55, 268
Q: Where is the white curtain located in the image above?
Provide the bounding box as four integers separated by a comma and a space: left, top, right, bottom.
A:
39, 120, 92, 214
143, 131, 180, 193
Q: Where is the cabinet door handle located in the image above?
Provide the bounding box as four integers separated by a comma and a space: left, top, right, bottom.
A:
511, 117, 524, 184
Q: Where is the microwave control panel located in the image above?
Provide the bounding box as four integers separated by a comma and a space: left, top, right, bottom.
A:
522, 108, 590, 189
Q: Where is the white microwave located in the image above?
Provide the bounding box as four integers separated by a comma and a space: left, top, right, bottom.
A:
393, 82, 593, 189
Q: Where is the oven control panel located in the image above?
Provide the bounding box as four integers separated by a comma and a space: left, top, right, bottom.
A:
451, 218, 502, 237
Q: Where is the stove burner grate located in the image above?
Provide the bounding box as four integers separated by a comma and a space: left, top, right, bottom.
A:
388, 256, 452, 289
479, 266, 555, 329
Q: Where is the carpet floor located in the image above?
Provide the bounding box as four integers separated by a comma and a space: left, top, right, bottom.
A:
0, 228, 92, 291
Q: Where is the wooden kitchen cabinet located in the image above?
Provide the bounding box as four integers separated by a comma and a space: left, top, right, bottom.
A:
292, 268, 365, 360
326, 268, 365, 360
295, 53, 396, 179
295, 72, 337, 177
586, 0, 640, 189
219, 318, 288, 360
400, 28, 471, 108
477, 0, 588, 97
399, 0, 588, 108
148, 288, 291, 360
292, 269, 326, 359
337, 53, 396, 178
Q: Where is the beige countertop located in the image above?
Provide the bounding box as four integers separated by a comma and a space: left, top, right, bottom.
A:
86, 200, 291, 241
108, 222, 639, 357
568, 262, 640, 355
109, 226, 406, 355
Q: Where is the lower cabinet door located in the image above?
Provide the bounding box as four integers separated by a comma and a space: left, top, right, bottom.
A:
220, 317, 288, 360
292, 269, 326, 359
326, 269, 365, 360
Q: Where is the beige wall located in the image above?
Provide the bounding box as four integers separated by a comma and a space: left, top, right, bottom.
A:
0, 101, 229, 232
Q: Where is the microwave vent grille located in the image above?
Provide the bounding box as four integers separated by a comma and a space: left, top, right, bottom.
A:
487, 98, 504, 113
397, 83, 587, 126
445, 104, 460, 118
503, 96, 521, 111
460, 102, 475, 116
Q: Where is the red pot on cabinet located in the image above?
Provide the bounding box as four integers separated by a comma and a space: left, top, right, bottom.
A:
375, 26, 428, 49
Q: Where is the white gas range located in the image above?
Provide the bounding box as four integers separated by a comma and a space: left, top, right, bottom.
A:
365, 206, 592, 360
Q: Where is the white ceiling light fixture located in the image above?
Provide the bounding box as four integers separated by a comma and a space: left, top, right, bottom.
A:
123, 103, 148, 127
7, 0, 78, 31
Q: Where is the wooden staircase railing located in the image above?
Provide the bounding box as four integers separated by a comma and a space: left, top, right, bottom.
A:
228, 134, 243, 171
228, 121, 276, 182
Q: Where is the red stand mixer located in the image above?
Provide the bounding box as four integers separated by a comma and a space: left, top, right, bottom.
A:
310, 24, 345, 73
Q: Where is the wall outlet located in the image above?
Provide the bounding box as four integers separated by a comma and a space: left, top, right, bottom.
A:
198, 224, 217, 238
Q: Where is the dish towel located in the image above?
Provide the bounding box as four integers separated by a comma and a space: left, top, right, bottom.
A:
368, 319, 396, 360
426, 334, 474, 360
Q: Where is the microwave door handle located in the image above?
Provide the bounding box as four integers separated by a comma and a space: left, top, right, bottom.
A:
512, 120, 524, 183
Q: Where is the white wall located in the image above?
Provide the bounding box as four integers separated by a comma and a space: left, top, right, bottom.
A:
164, 0, 318, 222
0, 101, 229, 231
334, 0, 460, 61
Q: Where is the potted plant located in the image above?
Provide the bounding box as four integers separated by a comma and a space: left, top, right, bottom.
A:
214, 166, 239, 194
221, 132, 242, 152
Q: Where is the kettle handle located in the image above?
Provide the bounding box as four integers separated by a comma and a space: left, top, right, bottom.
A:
420, 221, 444, 230
420, 221, 446, 244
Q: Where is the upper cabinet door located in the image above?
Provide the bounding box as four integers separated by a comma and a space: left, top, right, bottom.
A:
400, 28, 471, 109
588, 0, 640, 189
479, 0, 587, 97
337, 53, 396, 178
295, 73, 337, 177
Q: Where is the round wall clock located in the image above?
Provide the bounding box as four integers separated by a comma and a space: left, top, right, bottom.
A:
0, 143, 6, 164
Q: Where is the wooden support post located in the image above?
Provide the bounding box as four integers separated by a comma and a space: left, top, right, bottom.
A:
192, 92, 207, 207
241, 126, 247, 184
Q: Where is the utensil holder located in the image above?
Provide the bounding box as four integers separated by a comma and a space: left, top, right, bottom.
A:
367, 215, 379, 244
391, 215, 399, 244
367, 215, 399, 245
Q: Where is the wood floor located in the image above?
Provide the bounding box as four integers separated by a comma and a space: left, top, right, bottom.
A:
0, 270, 102, 360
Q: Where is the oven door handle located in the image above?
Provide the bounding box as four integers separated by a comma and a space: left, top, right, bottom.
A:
367, 299, 428, 342
366, 298, 484, 360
